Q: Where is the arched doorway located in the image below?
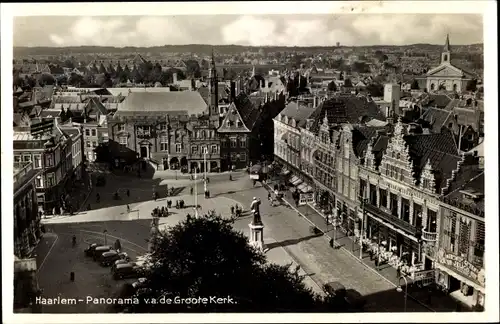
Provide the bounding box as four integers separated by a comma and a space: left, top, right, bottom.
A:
169, 157, 179, 170
430, 83, 435, 91
180, 157, 188, 168
453, 84, 457, 92
190, 162, 198, 172
162, 158, 168, 170
210, 161, 218, 172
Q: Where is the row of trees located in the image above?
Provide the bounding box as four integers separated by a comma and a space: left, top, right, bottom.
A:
115, 213, 352, 312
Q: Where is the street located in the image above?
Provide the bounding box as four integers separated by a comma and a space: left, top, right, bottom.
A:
38, 169, 444, 312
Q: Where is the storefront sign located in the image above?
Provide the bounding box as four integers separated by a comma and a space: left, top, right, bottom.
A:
437, 249, 484, 285
413, 269, 435, 281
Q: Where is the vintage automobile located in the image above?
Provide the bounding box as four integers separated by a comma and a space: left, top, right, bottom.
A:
112, 263, 140, 280
99, 250, 130, 267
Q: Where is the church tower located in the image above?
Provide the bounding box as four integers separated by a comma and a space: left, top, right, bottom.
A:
208, 48, 219, 115
441, 34, 451, 65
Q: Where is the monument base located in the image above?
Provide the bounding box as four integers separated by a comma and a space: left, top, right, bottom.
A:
248, 223, 266, 252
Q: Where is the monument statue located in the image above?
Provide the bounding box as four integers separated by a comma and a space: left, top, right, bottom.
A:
250, 197, 262, 225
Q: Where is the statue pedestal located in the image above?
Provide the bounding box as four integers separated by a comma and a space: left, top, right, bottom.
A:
248, 223, 265, 252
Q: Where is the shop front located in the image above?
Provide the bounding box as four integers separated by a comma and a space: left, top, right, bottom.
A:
361, 215, 424, 276
435, 248, 485, 309
298, 183, 314, 205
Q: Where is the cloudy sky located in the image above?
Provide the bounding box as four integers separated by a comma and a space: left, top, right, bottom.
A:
14, 14, 483, 48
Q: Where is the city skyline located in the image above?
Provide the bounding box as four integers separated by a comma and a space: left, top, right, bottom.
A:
14, 14, 483, 48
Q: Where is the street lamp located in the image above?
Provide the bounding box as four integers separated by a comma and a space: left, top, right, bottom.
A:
396, 275, 409, 312
203, 148, 208, 195
193, 168, 199, 218
359, 196, 368, 259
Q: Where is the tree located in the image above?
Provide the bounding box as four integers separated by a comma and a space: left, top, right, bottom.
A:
38, 73, 56, 86
63, 59, 75, 69
327, 81, 337, 92
125, 214, 336, 313
185, 60, 201, 78
351, 61, 370, 74
465, 79, 477, 92
68, 72, 85, 87
410, 79, 419, 90
343, 78, 353, 88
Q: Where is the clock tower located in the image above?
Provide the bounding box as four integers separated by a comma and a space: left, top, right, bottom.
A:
208, 49, 219, 115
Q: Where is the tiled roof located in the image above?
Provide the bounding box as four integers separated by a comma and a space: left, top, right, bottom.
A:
403, 130, 460, 191
198, 84, 229, 104
421, 107, 453, 133
116, 92, 207, 116
310, 95, 385, 134
85, 97, 108, 115
352, 126, 377, 158
424, 94, 452, 109
279, 101, 318, 128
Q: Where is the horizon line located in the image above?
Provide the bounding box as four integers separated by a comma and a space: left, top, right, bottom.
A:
14, 42, 484, 49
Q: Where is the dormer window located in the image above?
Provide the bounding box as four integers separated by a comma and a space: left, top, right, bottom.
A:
118, 124, 125, 132
237, 121, 243, 127
226, 120, 232, 127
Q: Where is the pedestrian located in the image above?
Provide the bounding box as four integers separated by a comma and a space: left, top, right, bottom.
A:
229, 174, 232, 181
268, 192, 272, 202
396, 266, 401, 279
127, 204, 130, 213
190, 187, 193, 195
230, 206, 235, 215
127, 189, 130, 197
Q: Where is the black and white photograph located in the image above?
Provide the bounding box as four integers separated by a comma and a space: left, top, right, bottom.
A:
2, 1, 498, 323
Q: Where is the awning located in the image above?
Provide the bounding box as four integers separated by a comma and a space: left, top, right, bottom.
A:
434, 263, 485, 294
297, 183, 307, 191
281, 169, 290, 176
300, 185, 313, 193
289, 175, 299, 183
291, 177, 303, 186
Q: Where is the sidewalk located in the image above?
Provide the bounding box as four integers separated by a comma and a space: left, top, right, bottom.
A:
265, 182, 467, 312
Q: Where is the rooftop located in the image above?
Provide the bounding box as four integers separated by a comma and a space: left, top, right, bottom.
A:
115, 91, 208, 117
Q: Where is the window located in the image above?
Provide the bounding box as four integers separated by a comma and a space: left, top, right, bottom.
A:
46, 154, 54, 167
401, 198, 410, 223
14, 155, 21, 163
118, 124, 125, 131
237, 121, 243, 127
34, 155, 42, 169
200, 130, 206, 139
35, 177, 42, 188
473, 222, 485, 264
447, 213, 457, 252
230, 153, 237, 161
160, 136, 168, 151
175, 144, 182, 153
239, 137, 246, 148
344, 143, 349, 158
23, 155, 32, 162
191, 146, 198, 154
47, 173, 55, 187
85, 129, 90, 136
221, 139, 228, 148
230, 138, 237, 148
119, 137, 127, 147
92, 141, 97, 148
390, 193, 398, 216
458, 219, 471, 256
91, 129, 96, 136
211, 145, 218, 154
86, 141, 91, 147
379, 189, 387, 208
160, 123, 167, 131
240, 152, 246, 161
427, 209, 437, 232
201, 146, 208, 154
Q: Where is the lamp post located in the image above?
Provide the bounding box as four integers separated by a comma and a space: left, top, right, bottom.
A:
203, 148, 208, 195
359, 196, 368, 259
396, 275, 409, 312
103, 229, 108, 246
194, 168, 199, 218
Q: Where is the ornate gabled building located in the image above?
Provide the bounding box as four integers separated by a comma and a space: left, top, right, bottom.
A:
426, 34, 476, 93
358, 117, 464, 278
435, 153, 485, 309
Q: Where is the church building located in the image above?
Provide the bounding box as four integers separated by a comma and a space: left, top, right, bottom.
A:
425, 34, 476, 93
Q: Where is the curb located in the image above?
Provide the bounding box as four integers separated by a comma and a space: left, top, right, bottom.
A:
263, 183, 435, 312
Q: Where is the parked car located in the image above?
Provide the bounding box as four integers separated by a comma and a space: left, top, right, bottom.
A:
92, 245, 112, 261
84, 243, 98, 257
111, 259, 133, 272
112, 263, 140, 280
323, 281, 347, 298
99, 250, 130, 267
344, 289, 366, 311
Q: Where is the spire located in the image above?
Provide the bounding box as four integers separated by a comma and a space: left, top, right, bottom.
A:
444, 34, 450, 52
211, 47, 216, 66
251, 65, 255, 77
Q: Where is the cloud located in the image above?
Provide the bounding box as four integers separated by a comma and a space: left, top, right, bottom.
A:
14, 14, 483, 47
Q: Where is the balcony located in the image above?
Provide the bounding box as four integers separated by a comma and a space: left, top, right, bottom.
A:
364, 203, 417, 236
422, 230, 437, 242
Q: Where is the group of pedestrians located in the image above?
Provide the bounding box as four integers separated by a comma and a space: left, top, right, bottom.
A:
167, 199, 185, 209
230, 204, 243, 217
152, 206, 169, 218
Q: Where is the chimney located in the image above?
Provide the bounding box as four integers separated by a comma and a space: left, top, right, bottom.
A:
230, 81, 236, 102
173, 73, 178, 84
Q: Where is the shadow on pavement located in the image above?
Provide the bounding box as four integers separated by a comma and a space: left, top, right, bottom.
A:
266, 233, 324, 251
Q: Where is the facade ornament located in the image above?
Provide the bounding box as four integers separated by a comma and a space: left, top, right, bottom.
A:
420, 159, 436, 192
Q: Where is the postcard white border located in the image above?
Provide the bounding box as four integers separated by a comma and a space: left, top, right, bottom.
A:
2, 1, 498, 323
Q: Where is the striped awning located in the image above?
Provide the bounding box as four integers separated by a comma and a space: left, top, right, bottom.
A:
297, 183, 307, 191
300, 185, 313, 193
291, 177, 303, 186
